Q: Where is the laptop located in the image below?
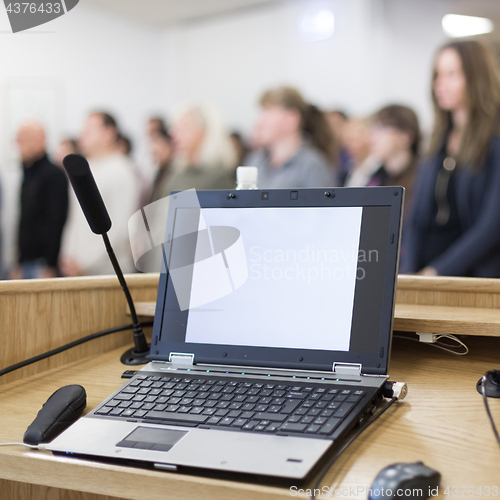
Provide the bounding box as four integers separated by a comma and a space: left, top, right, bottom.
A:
47, 186, 403, 480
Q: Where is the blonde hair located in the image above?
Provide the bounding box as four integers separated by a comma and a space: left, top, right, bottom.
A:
173, 103, 236, 171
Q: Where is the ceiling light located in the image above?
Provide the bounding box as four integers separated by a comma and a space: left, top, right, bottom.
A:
442, 14, 493, 38
298, 10, 335, 43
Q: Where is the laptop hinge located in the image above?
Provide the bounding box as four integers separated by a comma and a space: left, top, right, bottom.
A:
332, 362, 362, 376
168, 352, 194, 367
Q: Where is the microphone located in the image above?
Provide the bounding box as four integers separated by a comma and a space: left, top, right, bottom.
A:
63, 154, 150, 365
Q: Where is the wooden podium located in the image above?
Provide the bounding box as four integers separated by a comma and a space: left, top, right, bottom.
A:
0, 274, 499, 500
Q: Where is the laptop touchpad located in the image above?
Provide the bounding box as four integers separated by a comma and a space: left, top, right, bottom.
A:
116, 426, 188, 452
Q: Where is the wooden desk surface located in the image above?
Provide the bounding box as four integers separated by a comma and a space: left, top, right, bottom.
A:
2, 274, 500, 499
1, 336, 499, 500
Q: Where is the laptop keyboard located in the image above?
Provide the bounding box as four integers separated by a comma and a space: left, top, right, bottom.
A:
94, 374, 367, 437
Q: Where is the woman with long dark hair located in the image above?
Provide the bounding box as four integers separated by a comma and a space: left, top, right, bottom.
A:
246, 86, 338, 188
402, 40, 500, 277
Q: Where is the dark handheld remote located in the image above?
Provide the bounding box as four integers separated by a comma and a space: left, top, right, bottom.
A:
23, 385, 87, 445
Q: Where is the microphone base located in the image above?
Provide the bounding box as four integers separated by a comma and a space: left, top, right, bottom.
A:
120, 345, 151, 366
477, 371, 500, 398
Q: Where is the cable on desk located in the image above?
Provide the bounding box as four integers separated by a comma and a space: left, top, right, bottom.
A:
480, 375, 500, 449
309, 397, 398, 500
0, 442, 40, 450
0, 321, 154, 378
393, 333, 468, 355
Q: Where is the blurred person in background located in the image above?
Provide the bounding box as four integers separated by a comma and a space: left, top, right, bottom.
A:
326, 109, 351, 184
230, 131, 250, 169
248, 116, 266, 152
161, 103, 236, 194
61, 111, 139, 276
54, 138, 80, 168
116, 133, 133, 157
134, 116, 170, 193
128, 116, 172, 273
245, 87, 337, 188
326, 110, 348, 138
145, 116, 169, 176
148, 130, 174, 204
147, 116, 168, 140
10, 122, 68, 279
116, 132, 152, 207
402, 40, 500, 278
343, 118, 379, 187
368, 104, 421, 214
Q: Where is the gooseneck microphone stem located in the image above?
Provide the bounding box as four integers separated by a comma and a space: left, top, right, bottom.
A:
62, 153, 150, 365
102, 233, 149, 357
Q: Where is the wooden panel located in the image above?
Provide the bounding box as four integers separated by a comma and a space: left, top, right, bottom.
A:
397, 275, 500, 293
0, 274, 159, 386
394, 304, 500, 336
396, 275, 500, 308
394, 276, 500, 335
131, 302, 156, 317
0, 274, 159, 294
0, 481, 119, 500
0, 338, 499, 499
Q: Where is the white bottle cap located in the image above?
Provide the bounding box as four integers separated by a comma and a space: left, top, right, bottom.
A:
236, 166, 258, 185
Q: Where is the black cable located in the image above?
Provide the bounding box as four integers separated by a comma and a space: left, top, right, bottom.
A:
0, 321, 154, 378
481, 375, 500, 449
309, 397, 398, 500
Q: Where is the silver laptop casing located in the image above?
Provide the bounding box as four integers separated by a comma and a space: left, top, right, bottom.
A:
48, 361, 386, 478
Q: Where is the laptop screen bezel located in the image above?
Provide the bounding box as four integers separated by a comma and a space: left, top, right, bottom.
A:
150, 187, 403, 375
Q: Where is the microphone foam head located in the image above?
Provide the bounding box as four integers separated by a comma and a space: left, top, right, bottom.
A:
63, 154, 112, 235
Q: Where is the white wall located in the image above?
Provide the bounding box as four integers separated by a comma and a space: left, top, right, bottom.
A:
161, 0, 452, 134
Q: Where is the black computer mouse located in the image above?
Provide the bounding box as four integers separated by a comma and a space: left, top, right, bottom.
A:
368, 462, 441, 499
23, 385, 87, 445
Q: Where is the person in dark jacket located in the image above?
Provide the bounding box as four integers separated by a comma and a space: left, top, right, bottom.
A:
401, 40, 500, 277
11, 122, 68, 279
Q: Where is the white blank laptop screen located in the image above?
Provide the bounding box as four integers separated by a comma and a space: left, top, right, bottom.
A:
183, 207, 363, 352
